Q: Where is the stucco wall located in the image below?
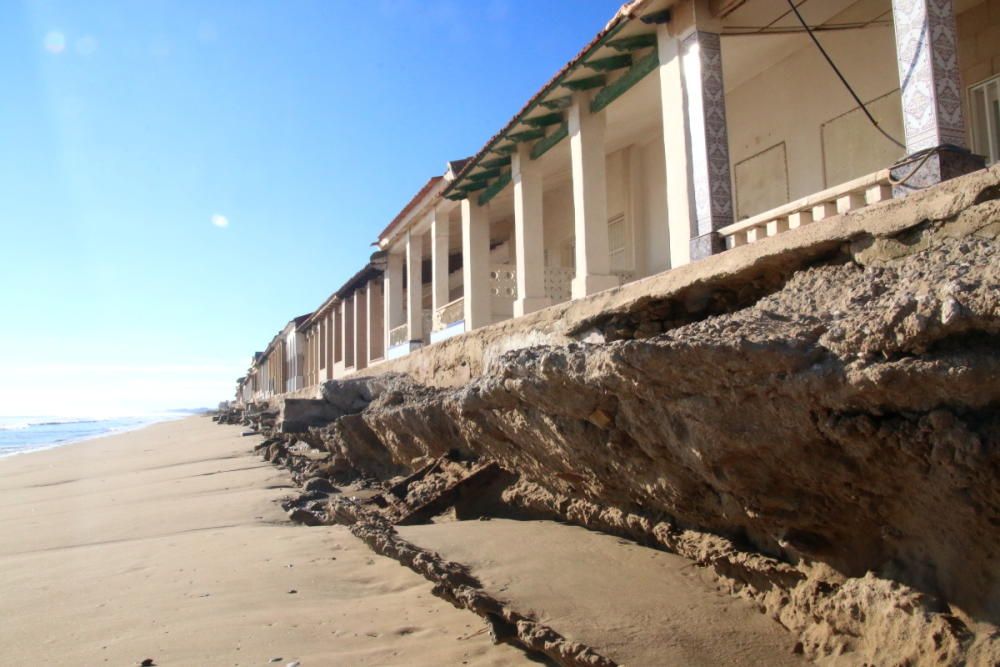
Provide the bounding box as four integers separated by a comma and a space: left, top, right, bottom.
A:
724, 26, 904, 218
958, 0, 1000, 89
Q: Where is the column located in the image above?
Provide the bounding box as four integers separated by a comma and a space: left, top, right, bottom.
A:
318, 317, 327, 379
325, 310, 334, 380
334, 303, 343, 366
569, 91, 618, 300
367, 279, 384, 363
431, 207, 451, 317
354, 288, 367, 370
513, 142, 549, 316
461, 196, 491, 330
343, 298, 355, 369
384, 251, 404, 348
657, 1, 734, 264
406, 230, 423, 342
890, 0, 982, 194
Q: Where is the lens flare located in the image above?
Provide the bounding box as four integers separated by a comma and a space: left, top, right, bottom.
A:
43, 31, 66, 54
211, 214, 229, 228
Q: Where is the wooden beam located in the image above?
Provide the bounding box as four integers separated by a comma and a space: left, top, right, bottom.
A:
590, 50, 659, 113
506, 128, 546, 143
467, 168, 501, 182
445, 192, 465, 201
530, 122, 568, 160
522, 112, 564, 128
480, 156, 512, 169
606, 33, 657, 52
493, 144, 518, 156
539, 95, 573, 110
561, 75, 606, 91
585, 54, 632, 72
477, 171, 512, 206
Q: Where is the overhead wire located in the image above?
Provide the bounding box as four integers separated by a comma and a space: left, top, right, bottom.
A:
784, 0, 906, 150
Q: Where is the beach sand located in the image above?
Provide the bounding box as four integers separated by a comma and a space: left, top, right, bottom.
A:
398, 519, 806, 666
0, 415, 807, 666
0, 416, 528, 666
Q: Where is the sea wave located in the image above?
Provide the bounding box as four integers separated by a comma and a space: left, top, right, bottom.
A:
0, 411, 204, 458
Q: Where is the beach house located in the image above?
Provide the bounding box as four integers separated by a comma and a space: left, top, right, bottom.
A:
237, 0, 997, 404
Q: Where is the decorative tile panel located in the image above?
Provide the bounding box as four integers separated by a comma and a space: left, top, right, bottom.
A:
892, 0, 967, 152
681, 30, 734, 238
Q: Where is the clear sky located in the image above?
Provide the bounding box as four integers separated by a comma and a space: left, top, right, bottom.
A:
0, 1, 622, 416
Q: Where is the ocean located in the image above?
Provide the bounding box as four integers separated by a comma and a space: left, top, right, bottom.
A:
0, 411, 205, 458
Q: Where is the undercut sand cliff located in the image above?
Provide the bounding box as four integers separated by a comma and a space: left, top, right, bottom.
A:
250, 167, 1000, 665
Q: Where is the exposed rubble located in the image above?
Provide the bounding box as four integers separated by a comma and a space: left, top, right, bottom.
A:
225, 170, 1000, 665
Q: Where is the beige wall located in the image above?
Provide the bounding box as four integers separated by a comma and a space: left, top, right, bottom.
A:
724, 26, 904, 218
958, 0, 1000, 90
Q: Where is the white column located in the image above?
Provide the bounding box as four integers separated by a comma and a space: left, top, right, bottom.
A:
353, 289, 366, 370
384, 250, 404, 348
513, 142, 549, 316
569, 91, 617, 300
461, 196, 491, 330
657, 2, 734, 263
431, 207, 451, 318
890, 0, 981, 193
406, 230, 424, 342
366, 280, 378, 364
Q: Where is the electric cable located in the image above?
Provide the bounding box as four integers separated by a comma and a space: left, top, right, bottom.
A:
785, 0, 906, 150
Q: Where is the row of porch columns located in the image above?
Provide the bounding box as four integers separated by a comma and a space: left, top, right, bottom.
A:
371, 0, 975, 350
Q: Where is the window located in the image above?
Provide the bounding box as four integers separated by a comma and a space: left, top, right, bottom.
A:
970, 75, 1000, 165
607, 213, 632, 272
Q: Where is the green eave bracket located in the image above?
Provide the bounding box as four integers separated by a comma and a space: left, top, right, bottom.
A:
530, 122, 568, 160
607, 34, 657, 52
506, 128, 546, 143
492, 144, 518, 156
561, 75, 606, 91
522, 112, 564, 128
468, 168, 501, 182
478, 170, 512, 206
585, 54, 632, 72
460, 181, 487, 193
591, 50, 659, 114
445, 192, 465, 201
480, 156, 512, 169
539, 96, 573, 110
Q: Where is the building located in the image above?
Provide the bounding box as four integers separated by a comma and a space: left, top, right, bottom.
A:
236, 0, 997, 404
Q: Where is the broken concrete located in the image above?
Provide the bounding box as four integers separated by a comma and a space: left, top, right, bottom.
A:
234, 167, 1000, 665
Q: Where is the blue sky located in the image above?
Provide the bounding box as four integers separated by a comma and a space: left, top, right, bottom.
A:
0, 0, 620, 415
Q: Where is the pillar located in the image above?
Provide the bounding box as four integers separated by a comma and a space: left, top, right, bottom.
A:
406, 230, 423, 341
431, 207, 451, 317
461, 196, 491, 330
384, 251, 404, 348
890, 0, 982, 194
354, 288, 367, 370
325, 310, 334, 380
343, 298, 355, 368
657, 1, 734, 264
368, 278, 384, 363
568, 91, 617, 300
513, 142, 550, 316
334, 302, 343, 365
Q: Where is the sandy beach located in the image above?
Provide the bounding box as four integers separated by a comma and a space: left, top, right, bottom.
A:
0, 414, 811, 666
0, 416, 528, 666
